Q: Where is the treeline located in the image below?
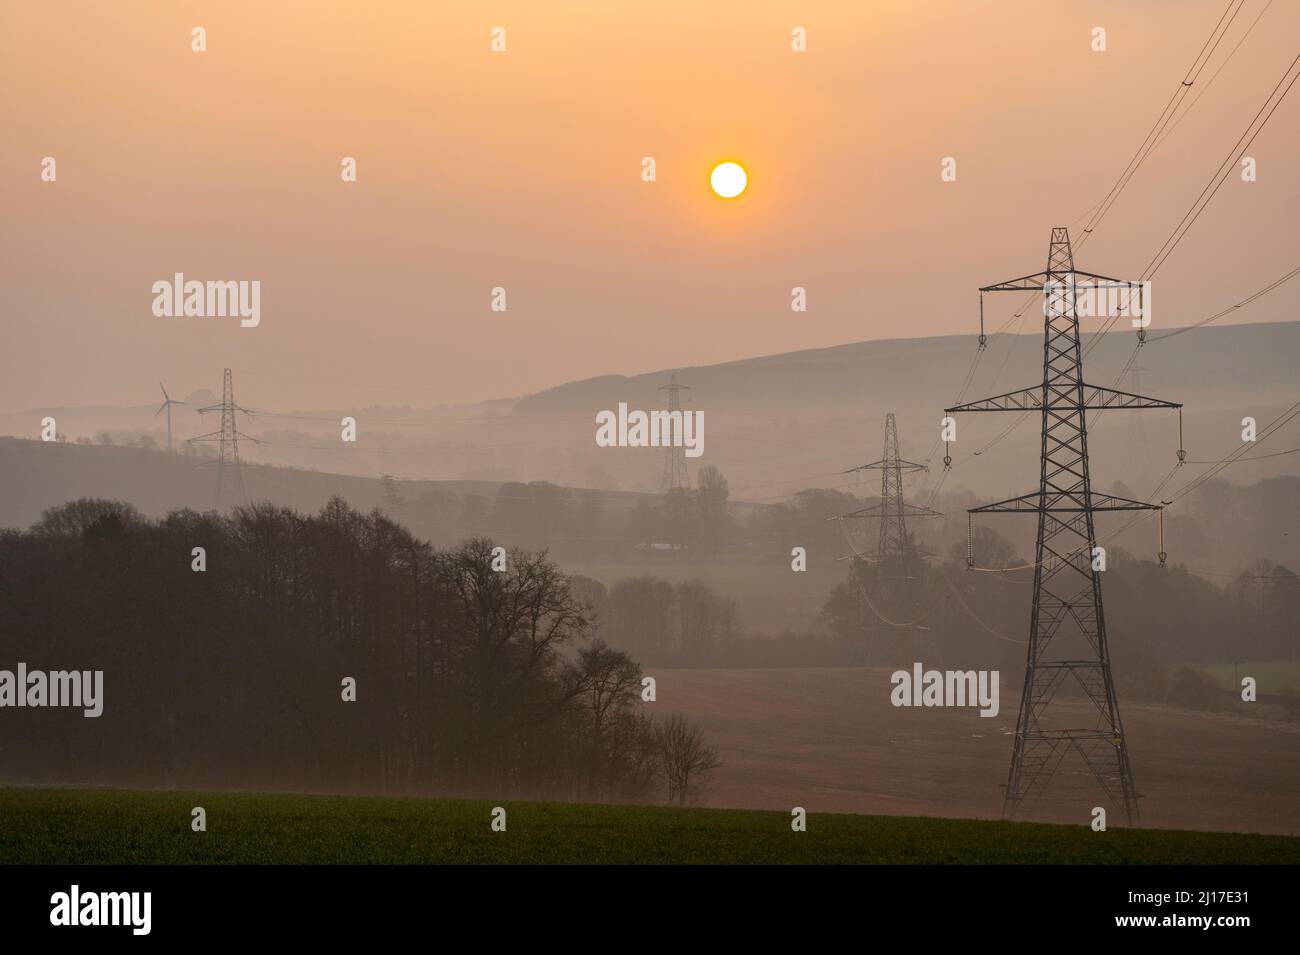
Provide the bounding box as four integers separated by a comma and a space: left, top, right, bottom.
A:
385, 470, 739, 557
568, 575, 742, 666
0, 498, 719, 804
821, 527, 1300, 701
384, 471, 868, 562
570, 568, 897, 668
576, 522, 1300, 687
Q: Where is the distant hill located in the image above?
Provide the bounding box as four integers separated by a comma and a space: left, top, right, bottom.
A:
510, 321, 1300, 495
2, 321, 1298, 504
517, 321, 1300, 414
0, 437, 514, 531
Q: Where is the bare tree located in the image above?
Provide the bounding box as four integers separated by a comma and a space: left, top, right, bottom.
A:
379, 474, 404, 517
656, 714, 721, 806
574, 640, 644, 798
695, 464, 730, 549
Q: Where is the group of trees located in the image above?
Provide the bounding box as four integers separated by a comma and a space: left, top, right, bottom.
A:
1224, 558, 1300, 662
0, 498, 719, 805
753, 488, 864, 559
567, 574, 742, 665
820, 524, 1300, 702
71, 432, 217, 457
384, 467, 860, 562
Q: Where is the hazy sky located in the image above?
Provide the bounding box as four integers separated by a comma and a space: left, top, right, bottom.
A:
2, 0, 1297, 412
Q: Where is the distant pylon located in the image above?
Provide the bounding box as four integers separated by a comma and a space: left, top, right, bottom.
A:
946, 227, 1183, 826
190, 369, 256, 509
838, 414, 942, 656
658, 372, 691, 492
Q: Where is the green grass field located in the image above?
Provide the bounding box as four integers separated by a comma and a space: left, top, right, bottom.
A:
2, 788, 1297, 864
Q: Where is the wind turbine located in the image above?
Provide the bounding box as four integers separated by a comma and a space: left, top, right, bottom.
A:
155, 383, 187, 452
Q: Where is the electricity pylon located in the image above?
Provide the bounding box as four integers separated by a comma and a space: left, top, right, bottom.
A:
946, 228, 1182, 825
191, 368, 256, 510
658, 372, 691, 492
839, 414, 942, 658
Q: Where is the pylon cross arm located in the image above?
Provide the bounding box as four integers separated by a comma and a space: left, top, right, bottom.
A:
838, 502, 944, 520
843, 458, 928, 473
947, 384, 1180, 414
980, 268, 1136, 293
970, 492, 1162, 513
980, 271, 1052, 292
1070, 269, 1140, 287
1089, 493, 1163, 511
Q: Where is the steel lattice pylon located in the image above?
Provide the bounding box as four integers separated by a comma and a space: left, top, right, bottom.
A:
946, 228, 1182, 825
658, 372, 691, 492
191, 368, 255, 510
839, 414, 942, 654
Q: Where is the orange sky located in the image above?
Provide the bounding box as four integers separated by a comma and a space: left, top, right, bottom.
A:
2, 0, 1297, 410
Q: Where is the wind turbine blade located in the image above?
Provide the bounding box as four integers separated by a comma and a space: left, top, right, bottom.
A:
160, 382, 169, 401
155, 403, 166, 417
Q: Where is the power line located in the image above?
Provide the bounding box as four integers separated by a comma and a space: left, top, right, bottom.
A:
932, 10, 1267, 471
1181, 445, 1300, 464
1086, 262, 1300, 441
1146, 264, 1300, 342
938, 569, 1028, 645
1077, 0, 1248, 245
1150, 0, 1278, 152
1083, 51, 1299, 357
1085, 400, 1300, 556
1144, 53, 1300, 281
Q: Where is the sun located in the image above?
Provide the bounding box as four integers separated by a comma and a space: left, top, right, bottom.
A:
710, 161, 748, 199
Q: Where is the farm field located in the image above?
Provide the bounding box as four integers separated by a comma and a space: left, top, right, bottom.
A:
1193, 660, 1300, 696
653, 666, 1300, 836
1, 787, 1297, 865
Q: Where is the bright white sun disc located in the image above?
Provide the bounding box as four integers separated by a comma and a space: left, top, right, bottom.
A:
710, 161, 747, 198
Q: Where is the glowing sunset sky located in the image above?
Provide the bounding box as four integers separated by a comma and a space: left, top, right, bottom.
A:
2, 0, 1297, 409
